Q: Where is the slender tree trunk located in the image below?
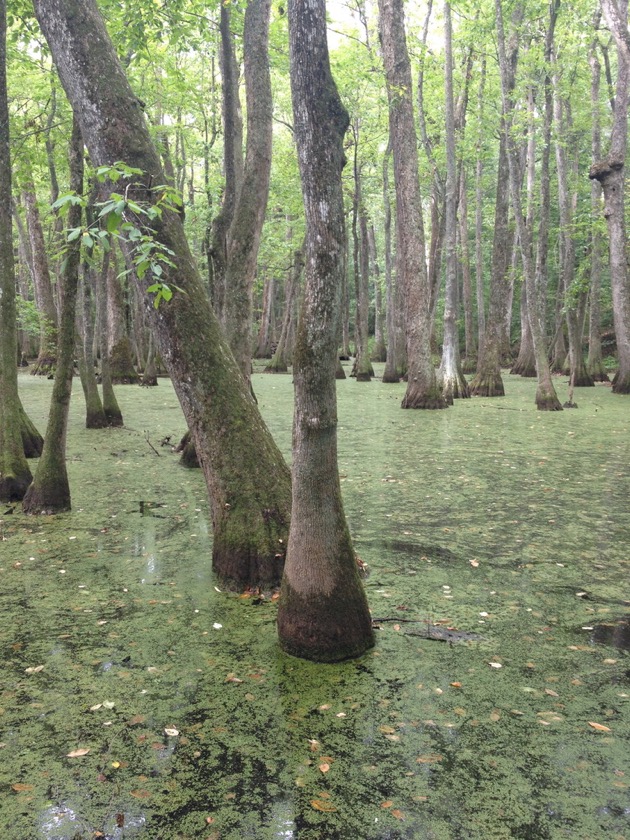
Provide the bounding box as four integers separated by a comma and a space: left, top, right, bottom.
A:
369, 225, 386, 362
474, 57, 487, 353
77, 271, 108, 426
107, 250, 139, 384
591, 0, 630, 392
23, 117, 84, 514
459, 171, 476, 371
353, 169, 374, 381
381, 143, 401, 383
34, 0, 291, 589
278, 0, 374, 662
265, 245, 303, 373
23, 178, 58, 375
438, 2, 469, 402
209, 4, 244, 326
255, 274, 276, 359
0, 0, 32, 500
378, 0, 446, 409
223, 0, 273, 385
97, 252, 123, 427
587, 30, 610, 382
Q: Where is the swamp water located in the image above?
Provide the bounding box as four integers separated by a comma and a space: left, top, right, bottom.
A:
0, 368, 628, 840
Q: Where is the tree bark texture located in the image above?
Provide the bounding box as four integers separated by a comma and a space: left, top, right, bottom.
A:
591, 0, 630, 393
378, 0, 446, 409
278, 0, 374, 662
33, 0, 292, 588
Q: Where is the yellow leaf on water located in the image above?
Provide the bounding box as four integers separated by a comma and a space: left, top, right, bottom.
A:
310, 799, 337, 812
379, 725, 396, 734
588, 721, 611, 732
67, 748, 90, 757
11, 783, 33, 792
130, 789, 151, 799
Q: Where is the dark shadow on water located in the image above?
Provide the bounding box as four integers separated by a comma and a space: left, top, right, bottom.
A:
590, 617, 630, 651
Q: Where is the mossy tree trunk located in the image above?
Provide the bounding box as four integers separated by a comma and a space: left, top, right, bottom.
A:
265, 244, 303, 373
76, 269, 108, 428
23, 117, 84, 514
278, 0, 374, 662
106, 251, 139, 384
379, 0, 447, 409
350, 148, 373, 382
34, 0, 291, 589
0, 0, 32, 501
381, 144, 401, 383
370, 225, 387, 363
96, 251, 123, 427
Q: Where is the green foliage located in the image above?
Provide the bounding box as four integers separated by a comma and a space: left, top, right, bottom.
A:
53, 163, 184, 308
15, 295, 42, 337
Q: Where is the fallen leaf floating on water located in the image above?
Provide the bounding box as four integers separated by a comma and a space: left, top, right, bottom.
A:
310, 799, 337, 812
489, 662, 503, 669
24, 665, 44, 674
319, 763, 330, 773
164, 727, 179, 737
130, 789, 151, 799
588, 721, 612, 732
67, 748, 90, 757
469, 559, 479, 568
11, 783, 33, 792
308, 739, 320, 752
544, 689, 559, 697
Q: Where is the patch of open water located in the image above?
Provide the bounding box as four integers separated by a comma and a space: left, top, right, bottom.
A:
0, 368, 628, 839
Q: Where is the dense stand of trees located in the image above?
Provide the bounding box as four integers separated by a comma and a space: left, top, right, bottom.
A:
1, 0, 629, 659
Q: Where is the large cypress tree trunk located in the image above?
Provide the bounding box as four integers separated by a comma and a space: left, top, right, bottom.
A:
378, 0, 446, 409
0, 0, 32, 501
277, 0, 374, 662
34, 0, 291, 589
23, 117, 83, 514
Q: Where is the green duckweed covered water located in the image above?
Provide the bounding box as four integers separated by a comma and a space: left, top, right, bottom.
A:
0, 368, 628, 839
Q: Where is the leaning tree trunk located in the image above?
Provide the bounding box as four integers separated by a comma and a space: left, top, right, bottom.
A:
0, 0, 32, 501
33, 0, 291, 589
223, 0, 273, 385
591, 0, 630, 393
23, 117, 83, 514
277, 0, 374, 662
378, 0, 446, 409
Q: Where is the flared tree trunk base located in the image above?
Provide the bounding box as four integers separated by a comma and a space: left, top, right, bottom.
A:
536, 386, 563, 411
104, 408, 124, 427
174, 431, 200, 468
461, 356, 477, 374
573, 371, 595, 387
0, 473, 32, 502
264, 361, 288, 373
212, 511, 287, 590
23, 482, 71, 514
85, 408, 108, 429
510, 359, 536, 377
30, 354, 56, 377
335, 360, 346, 380
401, 383, 448, 409
278, 580, 375, 663
612, 368, 630, 393
382, 366, 401, 383
588, 362, 610, 382
469, 371, 505, 397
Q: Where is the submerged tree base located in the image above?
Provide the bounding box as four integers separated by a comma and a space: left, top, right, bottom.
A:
612, 369, 630, 393
0, 472, 31, 502
278, 582, 375, 662
401, 383, 448, 409
469, 371, 505, 397
20, 406, 43, 457
536, 388, 563, 411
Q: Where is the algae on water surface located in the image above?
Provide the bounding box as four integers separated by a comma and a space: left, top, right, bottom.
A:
0, 370, 628, 839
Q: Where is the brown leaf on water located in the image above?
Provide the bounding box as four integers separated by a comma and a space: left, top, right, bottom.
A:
391, 809, 405, 819
11, 783, 33, 792
545, 689, 559, 697
310, 799, 337, 812
379, 725, 396, 734
588, 721, 612, 732
450, 682, 462, 688
130, 789, 151, 799
416, 753, 443, 764
381, 800, 393, 808
319, 763, 330, 773
67, 748, 90, 757
128, 715, 145, 726
308, 739, 320, 752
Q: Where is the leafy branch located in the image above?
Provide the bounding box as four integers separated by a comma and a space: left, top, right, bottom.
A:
53, 161, 185, 308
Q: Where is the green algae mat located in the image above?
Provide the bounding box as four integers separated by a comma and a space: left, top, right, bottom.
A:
1, 369, 628, 839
